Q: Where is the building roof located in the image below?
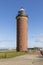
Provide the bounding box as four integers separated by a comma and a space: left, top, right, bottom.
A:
16, 7, 28, 18
18, 7, 26, 16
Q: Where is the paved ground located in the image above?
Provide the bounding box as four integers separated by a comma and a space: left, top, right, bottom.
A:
0, 54, 43, 65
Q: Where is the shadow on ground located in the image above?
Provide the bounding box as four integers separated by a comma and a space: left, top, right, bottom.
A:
37, 55, 43, 58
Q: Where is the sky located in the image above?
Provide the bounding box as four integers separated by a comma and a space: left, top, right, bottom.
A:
0, 0, 43, 49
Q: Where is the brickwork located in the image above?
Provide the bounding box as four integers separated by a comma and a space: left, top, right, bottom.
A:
16, 16, 28, 51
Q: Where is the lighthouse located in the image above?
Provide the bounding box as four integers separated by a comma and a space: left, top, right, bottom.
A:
16, 8, 28, 51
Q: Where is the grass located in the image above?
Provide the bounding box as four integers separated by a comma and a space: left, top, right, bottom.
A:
32, 49, 36, 52
0, 50, 27, 59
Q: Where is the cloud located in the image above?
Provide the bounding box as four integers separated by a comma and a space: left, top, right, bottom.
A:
0, 40, 15, 49
35, 34, 43, 43
0, 44, 6, 48
0, 40, 14, 43
29, 34, 43, 47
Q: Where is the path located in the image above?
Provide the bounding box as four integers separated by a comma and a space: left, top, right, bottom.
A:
0, 54, 43, 65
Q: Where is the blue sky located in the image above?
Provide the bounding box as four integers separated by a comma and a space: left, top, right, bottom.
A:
0, 0, 43, 49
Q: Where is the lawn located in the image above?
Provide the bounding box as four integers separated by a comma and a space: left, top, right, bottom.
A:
0, 50, 27, 59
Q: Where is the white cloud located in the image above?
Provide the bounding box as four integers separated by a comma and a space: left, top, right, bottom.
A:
0, 40, 15, 49
29, 34, 43, 47
35, 34, 43, 43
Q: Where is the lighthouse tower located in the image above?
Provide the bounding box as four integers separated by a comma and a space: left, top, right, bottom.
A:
16, 8, 28, 51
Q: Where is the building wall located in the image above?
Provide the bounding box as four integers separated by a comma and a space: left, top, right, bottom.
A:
16, 16, 28, 51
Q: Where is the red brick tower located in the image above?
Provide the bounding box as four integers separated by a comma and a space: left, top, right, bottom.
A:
16, 8, 28, 51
